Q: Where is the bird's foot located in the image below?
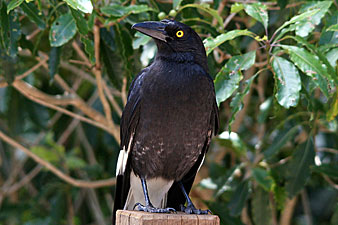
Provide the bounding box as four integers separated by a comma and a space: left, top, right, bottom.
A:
180, 204, 211, 215
134, 203, 176, 213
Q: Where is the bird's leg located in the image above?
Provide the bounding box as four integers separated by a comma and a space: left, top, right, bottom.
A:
134, 177, 176, 213
179, 181, 211, 215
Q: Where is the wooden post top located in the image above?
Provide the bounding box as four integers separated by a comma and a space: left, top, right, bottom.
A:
116, 210, 220, 225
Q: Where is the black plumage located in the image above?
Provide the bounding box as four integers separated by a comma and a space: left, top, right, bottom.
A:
112, 19, 218, 224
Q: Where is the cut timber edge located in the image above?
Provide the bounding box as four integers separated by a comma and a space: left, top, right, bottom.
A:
116, 210, 220, 225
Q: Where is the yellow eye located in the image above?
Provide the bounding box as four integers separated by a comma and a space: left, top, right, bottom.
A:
176, 30, 184, 38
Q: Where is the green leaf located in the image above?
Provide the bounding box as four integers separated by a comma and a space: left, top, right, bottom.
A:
49, 13, 77, 47
295, 1, 332, 38
326, 48, 338, 67
331, 204, 338, 225
252, 167, 273, 191
0, 6, 21, 57
0, 3, 9, 51
100, 4, 155, 17
243, 3, 268, 29
258, 97, 272, 124
214, 51, 256, 105
132, 32, 151, 49
87, 11, 95, 30
114, 24, 133, 77
70, 8, 88, 35
100, 27, 116, 51
208, 202, 243, 225
264, 125, 301, 158
319, 11, 338, 45
100, 25, 133, 88
200, 177, 217, 190
9, 12, 21, 57
327, 91, 338, 121
179, 4, 223, 28
281, 45, 333, 96
7, 0, 23, 14
21, 2, 45, 29
286, 138, 315, 197
63, 0, 93, 14
81, 36, 95, 64
272, 185, 287, 210
327, 24, 338, 32
230, 3, 244, 14
277, 0, 287, 8
227, 180, 250, 216
100, 29, 122, 89
228, 74, 257, 132
204, 30, 255, 55
271, 56, 301, 108
312, 163, 338, 179
285, 35, 337, 87
218, 131, 247, 156
65, 156, 86, 170
5, 86, 26, 133
274, 8, 319, 41
48, 47, 61, 79
173, 0, 183, 10
252, 187, 272, 225
45, 132, 65, 155
31, 146, 60, 163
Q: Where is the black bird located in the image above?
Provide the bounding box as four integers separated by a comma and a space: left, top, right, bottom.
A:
112, 19, 218, 224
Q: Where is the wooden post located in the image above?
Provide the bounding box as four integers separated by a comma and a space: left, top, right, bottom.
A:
116, 210, 220, 225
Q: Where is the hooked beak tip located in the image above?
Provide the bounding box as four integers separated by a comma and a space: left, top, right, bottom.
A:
132, 21, 168, 42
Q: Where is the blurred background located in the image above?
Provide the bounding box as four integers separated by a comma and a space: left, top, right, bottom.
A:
0, 0, 337, 224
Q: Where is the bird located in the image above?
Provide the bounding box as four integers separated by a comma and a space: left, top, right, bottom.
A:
112, 19, 219, 224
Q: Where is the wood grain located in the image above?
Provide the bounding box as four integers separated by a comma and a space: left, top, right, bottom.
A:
116, 210, 220, 225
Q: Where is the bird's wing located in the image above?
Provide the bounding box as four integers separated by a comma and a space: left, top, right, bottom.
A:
166, 96, 219, 210
112, 70, 145, 223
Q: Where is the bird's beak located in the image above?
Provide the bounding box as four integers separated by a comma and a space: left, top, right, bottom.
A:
132, 21, 168, 42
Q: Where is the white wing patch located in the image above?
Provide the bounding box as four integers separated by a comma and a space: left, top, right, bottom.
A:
116, 133, 134, 176
197, 154, 206, 173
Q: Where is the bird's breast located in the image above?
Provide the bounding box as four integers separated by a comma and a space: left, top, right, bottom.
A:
131, 62, 214, 180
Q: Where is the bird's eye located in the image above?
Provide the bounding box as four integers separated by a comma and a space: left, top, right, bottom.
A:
176, 30, 184, 38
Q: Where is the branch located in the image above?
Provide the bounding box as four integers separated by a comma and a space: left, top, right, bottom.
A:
317, 147, 338, 154
0, 57, 48, 88
269, 192, 278, 225
77, 124, 98, 165
1, 165, 42, 196
72, 41, 120, 141
213, 0, 227, 26
280, 196, 298, 225
121, 77, 128, 106
103, 81, 122, 117
57, 90, 99, 145
0, 130, 116, 188
323, 175, 338, 190
223, 13, 236, 29
93, 23, 113, 127
12, 80, 113, 135
60, 61, 121, 97
301, 190, 313, 225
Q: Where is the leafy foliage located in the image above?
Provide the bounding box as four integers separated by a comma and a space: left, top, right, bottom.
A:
0, 0, 337, 225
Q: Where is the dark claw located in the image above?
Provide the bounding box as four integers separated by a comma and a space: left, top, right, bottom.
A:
134, 203, 176, 213
180, 204, 211, 215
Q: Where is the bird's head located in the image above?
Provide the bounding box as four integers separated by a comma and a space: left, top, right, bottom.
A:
132, 20, 208, 71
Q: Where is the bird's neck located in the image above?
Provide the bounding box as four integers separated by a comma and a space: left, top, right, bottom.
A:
155, 51, 208, 73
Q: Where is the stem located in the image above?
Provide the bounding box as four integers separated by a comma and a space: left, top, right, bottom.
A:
0, 130, 116, 188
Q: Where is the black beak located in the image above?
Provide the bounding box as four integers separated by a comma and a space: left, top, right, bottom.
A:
132, 21, 168, 42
